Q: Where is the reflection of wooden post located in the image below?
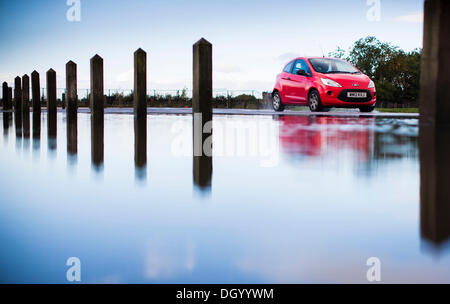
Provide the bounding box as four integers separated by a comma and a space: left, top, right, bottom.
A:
91, 115, 104, 171
134, 48, 147, 119
419, 0, 450, 124
90, 55, 104, 117
22, 75, 30, 113
420, 125, 450, 245
193, 114, 212, 190
32, 111, 41, 151
47, 69, 57, 116
31, 71, 41, 114
134, 116, 147, 180
14, 76, 22, 112
67, 117, 78, 163
66, 61, 78, 119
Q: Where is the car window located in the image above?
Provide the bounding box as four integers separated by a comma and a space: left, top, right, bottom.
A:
283, 61, 294, 73
309, 58, 359, 74
292, 59, 311, 75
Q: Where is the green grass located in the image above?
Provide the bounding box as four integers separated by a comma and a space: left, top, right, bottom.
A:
376, 108, 419, 113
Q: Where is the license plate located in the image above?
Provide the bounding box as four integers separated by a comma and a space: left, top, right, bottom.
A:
347, 92, 367, 98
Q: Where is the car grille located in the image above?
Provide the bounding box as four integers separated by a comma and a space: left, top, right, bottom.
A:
338, 89, 373, 102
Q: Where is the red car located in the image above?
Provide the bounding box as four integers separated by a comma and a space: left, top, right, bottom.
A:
272, 57, 376, 112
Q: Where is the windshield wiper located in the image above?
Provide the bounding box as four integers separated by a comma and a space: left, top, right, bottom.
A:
324, 71, 353, 74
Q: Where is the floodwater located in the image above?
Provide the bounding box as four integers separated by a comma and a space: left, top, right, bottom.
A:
0, 111, 449, 284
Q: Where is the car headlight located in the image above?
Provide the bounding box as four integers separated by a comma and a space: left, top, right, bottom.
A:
368, 80, 375, 89
320, 78, 342, 87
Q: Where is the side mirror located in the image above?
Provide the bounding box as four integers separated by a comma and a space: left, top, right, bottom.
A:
296, 69, 309, 76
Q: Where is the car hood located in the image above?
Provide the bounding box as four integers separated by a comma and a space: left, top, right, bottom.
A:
319, 73, 371, 88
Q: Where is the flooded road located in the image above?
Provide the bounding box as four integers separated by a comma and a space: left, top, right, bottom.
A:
0, 112, 449, 283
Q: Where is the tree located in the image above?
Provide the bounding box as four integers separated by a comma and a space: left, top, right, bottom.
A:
328, 37, 421, 105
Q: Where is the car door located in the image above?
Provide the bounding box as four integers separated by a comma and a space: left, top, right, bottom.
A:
280, 60, 295, 102
289, 59, 310, 103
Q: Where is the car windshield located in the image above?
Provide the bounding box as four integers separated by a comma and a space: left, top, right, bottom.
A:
309, 58, 360, 74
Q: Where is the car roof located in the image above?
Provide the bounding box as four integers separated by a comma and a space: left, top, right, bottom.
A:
291, 57, 343, 61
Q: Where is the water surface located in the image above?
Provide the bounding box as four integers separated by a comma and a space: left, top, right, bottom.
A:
0, 111, 449, 283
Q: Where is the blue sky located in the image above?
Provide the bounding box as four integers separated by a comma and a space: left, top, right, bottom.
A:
0, 0, 424, 94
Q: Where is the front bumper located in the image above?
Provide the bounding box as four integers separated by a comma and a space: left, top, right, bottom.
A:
318, 86, 377, 107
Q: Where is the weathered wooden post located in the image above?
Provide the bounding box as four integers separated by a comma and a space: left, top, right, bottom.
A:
66, 61, 77, 115
46, 69, 57, 116
22, 74, 30, 113
2, 82, 9, 110
47, 69, 57, 145
31, 71, 41, 114
14, 76, 22, 112
419, 0, 450, 245
134, 49, 147, 119
9, 87, 13, 109
193, 38, 212, 118
419, 0, 450, 124
90, 55, 104, 117
90, 55, 104, 170
192, 38, 213, 191
134, 48, 147, 174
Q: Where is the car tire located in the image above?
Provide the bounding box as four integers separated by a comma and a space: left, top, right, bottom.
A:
308, 90, 323, 112
359, 106, 375, 113
272, 91, 285, 112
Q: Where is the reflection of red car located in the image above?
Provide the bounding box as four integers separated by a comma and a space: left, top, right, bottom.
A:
278, 116, 375, 162
272, 57, 377, 112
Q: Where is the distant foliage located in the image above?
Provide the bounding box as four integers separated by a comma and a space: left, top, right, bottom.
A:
328, 36, 422, 104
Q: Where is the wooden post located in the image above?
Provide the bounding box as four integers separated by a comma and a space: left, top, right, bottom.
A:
134, 48, 147, 119
90, 55, 104, 117
2, 82, 9, 110
8, 87, 12, 110
31, 71, 41, 114
192, 38, 213, 191
192, 38, 212, 122
14, 76, 22, 112
419, 0, 450, 124
46, 69, 57, 116
22, 74, 30, 113
66, 61, 77, 119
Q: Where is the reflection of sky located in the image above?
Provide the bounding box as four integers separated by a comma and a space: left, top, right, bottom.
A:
0, 114, 449, 283
0, 0, 423, 93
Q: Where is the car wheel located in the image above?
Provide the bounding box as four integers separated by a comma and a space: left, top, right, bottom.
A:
308, 90, 323, 112
272, 92, 285, 112
359, 106, 375, 113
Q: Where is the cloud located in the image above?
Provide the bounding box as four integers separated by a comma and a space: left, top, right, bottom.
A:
215, 64, 242, 74
394, 12, 423, 23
